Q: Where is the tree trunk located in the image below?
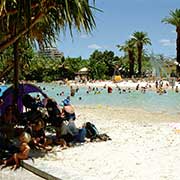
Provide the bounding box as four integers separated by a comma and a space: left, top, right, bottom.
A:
137, 43, 143, 77
13, 40, 19, 108
128, 50, 135, 78
176, 27, 180, 77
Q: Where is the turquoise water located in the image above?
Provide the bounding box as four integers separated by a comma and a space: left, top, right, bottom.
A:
37, 83, 180, 115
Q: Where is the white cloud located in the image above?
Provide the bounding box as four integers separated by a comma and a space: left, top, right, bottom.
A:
159, 39, 175, 46
88, 44, 102, 49
80, 34, 89, 39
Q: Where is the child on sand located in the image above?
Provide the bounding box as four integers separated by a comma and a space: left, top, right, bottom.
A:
25, 119, 52, 151
1, 132, 31, 170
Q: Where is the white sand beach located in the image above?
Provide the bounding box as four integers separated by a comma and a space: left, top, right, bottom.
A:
1, 79, 180, 179
23, 105, 180, 180
0, 166, 44, 180
68, 79, 180, 90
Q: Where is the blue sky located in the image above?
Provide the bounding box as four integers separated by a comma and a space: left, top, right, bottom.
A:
57, 0, 179, 59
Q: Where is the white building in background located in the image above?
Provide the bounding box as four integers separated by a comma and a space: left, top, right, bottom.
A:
39, 47, 64, 59
75, 67, 89, 83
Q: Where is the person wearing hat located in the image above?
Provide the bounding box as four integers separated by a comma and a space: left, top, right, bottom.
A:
57, 98, 86, 144
61, 99, 76, 121
55, 99, 81, 144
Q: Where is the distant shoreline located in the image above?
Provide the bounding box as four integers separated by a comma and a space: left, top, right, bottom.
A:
51, 79, 179, 92
3, 78, 179, 93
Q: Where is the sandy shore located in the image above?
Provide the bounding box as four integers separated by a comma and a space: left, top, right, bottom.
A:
0, 166, 44, 180
22, 105, 180, 180
68, 79, 179, 90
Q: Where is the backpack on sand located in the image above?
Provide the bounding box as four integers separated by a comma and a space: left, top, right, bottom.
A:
85, 122, 112, 142
85, 122, 99, 141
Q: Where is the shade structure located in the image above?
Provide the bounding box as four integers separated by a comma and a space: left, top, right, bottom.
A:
0, 83, 48, 115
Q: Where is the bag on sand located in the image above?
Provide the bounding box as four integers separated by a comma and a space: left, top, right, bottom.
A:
85, 122, 99, 141
85, 122, 112, 142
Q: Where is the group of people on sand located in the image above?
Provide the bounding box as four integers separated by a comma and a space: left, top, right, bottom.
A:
81, 79, 180, 95
0, 103, 31, 170
45, 97, 87, 146
0, 87, 112, 171
0, 94, 88, 170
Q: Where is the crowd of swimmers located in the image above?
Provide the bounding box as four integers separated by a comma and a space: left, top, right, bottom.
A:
38, 79, 180, 106
69, 79, 180, 97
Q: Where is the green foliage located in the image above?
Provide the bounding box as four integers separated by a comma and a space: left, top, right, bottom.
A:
0, 0, 98, 52
0, 40, 153, 82
117, 31, 151, 77
0, 40, 34, 82
88, 50, 121, 80
162, 9, 180, 26
21, 53, 89, 81
0, 0, 99, 86
65, 56, 88, 73
162, 8, 180, 76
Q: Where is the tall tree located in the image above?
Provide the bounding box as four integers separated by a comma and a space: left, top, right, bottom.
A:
0, 0, 98, 51
0, 0, 98, 109
132, 31, 151, 77
162, 9, 180, 77
89, 50, 108, 80
102, 50, 117, 77
117, 39, 136, 78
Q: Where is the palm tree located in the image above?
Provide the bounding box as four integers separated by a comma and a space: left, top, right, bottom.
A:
117, 39, 136, 78
0, 0, 98, 51
162, 9, 180, 77
0, 0, 98, 108
132, 31, 151, 77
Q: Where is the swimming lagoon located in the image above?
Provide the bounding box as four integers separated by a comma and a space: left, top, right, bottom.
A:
37, 83, 180, 115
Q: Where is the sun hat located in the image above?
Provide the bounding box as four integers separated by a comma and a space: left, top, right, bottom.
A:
63, 98, 70, 106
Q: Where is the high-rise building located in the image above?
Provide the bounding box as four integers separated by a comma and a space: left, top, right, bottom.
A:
39, 47, 64, 58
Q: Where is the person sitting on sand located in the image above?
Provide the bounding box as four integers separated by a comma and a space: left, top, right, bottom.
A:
0, 105, 18, 139
22, 94, 38, 112
61, 99, 76, 121
56, 119, 86, 147
25, 119, 52, 151
46, 98, 62, 126
1, 132, 31, 170
1, 105, 17, 125
55, 121, 75, 145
